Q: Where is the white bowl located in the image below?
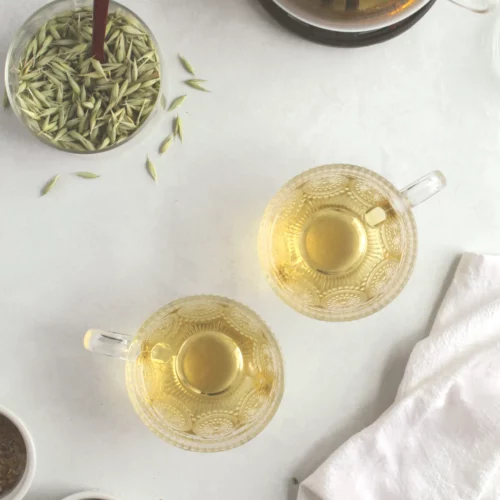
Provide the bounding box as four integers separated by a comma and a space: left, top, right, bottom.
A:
0, 406, 36, 500
62, 493, 121, 500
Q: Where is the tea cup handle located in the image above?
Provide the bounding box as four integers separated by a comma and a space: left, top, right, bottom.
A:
84, 329, 132, 361
399, 170, 446, 208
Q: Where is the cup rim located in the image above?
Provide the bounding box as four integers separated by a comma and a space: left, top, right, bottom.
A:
0, 406, 36, 500
61, 492, 121, 500
4, 0, 165, 156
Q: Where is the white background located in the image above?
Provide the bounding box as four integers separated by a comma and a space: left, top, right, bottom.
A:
1, 1, 500, 499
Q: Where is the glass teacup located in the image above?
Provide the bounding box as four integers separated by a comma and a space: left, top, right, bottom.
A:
259, 164, 446, 321
84, 295, 284, 452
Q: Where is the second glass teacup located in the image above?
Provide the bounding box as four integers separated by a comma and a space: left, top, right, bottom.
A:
84, 295, 284, 452
259, 164, 446, 321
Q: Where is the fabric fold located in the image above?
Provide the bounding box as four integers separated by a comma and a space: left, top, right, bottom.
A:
298, 253, 500, 500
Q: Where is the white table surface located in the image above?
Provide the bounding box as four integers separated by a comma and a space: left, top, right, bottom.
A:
1, 1, 500, 499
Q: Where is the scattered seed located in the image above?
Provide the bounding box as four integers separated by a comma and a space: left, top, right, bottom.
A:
185, 79, 209, 92
75, 172, 100, 179
146, 156, 157, 183
159, 134, 174, 154
175, 114, 183, 142
178, 55, 195, 75
40, 174, 59, 196
168, 95, 186, 111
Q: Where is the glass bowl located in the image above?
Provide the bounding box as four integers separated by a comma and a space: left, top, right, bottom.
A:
4, 0, 165, 155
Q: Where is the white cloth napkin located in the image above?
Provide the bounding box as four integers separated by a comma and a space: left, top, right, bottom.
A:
298, 253, 500, 500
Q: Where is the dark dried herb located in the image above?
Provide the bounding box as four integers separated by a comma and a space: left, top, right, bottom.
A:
0, 415, 27, 494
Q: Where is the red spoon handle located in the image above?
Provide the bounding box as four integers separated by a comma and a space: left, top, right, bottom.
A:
92, 0, 110, 62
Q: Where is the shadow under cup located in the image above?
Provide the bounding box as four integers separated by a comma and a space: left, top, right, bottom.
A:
259, 164, 446, 322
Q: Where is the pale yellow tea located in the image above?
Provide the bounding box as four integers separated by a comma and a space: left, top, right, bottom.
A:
176, 331, 244, 395
259, 164, 418, 321
300, 208, 368, 275
125, 296, 284, 451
